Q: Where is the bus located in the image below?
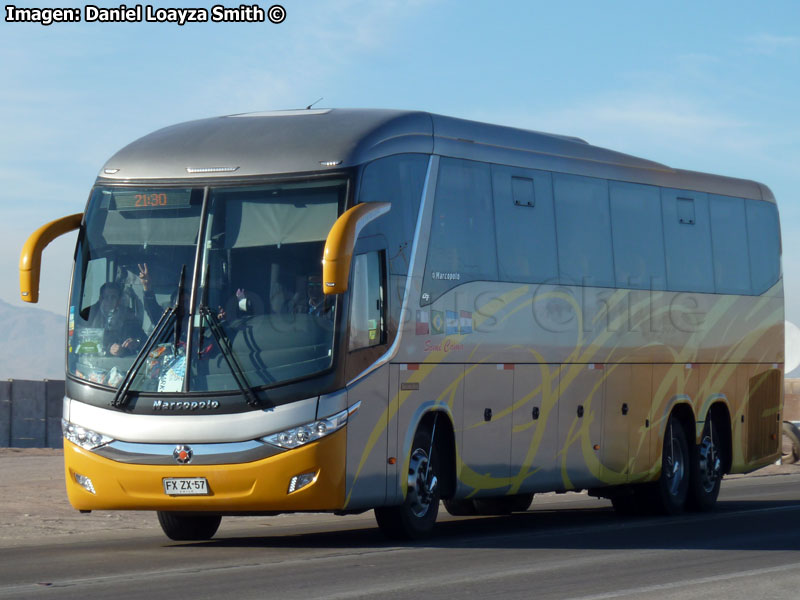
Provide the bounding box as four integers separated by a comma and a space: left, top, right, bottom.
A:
20, 109, 783, 540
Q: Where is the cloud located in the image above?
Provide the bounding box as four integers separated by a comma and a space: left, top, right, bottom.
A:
468, 92, 756, 161
744, 33, 800, 55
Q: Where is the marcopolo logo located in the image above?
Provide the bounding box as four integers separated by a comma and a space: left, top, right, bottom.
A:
173, 445, 193, 464
153, 400, 221, 411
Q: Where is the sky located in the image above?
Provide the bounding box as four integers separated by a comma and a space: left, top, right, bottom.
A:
1, 0, 799, 336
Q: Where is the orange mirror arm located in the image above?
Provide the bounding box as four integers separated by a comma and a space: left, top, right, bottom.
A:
19, 213, 83, 303
322, 202, 390, 294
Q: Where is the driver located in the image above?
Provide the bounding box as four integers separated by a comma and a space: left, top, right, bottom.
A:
86, 281, 143, 356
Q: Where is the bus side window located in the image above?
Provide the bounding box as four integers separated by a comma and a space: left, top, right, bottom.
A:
661, 188, 714, 294
349, 252, 384, 351
746, 199, 781, 295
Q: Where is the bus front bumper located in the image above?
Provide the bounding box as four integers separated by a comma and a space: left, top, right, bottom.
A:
63, 428, 346, 512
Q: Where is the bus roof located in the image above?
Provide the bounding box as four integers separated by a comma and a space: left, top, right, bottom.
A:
98, 108, 773, 202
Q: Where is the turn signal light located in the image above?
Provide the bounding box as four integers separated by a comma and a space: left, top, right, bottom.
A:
288, 472, 317, 494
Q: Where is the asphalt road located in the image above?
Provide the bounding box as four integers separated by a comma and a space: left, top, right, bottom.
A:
1, 468, 799, 599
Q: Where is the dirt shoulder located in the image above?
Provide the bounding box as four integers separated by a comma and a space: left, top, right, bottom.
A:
0, 449, 159, 548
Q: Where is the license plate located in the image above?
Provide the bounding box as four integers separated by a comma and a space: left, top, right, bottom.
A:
163, 477, 209, 496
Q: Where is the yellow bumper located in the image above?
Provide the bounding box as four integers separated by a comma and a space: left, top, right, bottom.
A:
64, 428, 346, 512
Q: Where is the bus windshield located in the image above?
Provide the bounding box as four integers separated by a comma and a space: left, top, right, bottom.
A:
68, 179, 345, 394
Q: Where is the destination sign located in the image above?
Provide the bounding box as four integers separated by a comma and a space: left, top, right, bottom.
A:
111, 190, 193, 210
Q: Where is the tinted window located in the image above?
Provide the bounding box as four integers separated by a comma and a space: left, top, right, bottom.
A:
709, 195, 751, 294
422, 158, 497, 304
746, 199, 781, 294
609, 181, 666, 290
359, 154, 429, 275
553, 173, 614, 287
492, 166, 558, 283
662, 189, 714, 293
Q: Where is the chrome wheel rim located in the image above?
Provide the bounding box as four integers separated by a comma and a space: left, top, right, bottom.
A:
664, 425, 685, 497
407, 448, 437, 518
697, 434, 722, 493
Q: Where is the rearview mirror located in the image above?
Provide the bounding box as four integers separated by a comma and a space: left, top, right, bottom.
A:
19, 213, 83, 303
322, 202, 390, 295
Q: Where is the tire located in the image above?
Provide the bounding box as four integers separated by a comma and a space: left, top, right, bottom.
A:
374, 427, 440, 540
653, 416, 690, 515
472, 493, 534, 515
782, 422, 800, 465
687, 419, 724, 512
443, 498, 478, 516
157, 512, 222, 541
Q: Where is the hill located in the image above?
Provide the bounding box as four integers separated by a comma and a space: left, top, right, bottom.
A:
0, 298, 65, 380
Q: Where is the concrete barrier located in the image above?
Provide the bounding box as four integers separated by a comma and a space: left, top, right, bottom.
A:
0, 380, 64, 448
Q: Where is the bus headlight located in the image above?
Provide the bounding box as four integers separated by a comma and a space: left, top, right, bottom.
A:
262, 407, 349, 449
62, 419, 114, 450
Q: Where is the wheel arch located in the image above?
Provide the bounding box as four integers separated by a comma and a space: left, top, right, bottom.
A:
400, 403, 457, 500
701, 400, 733, 474
664, 397, 696, 442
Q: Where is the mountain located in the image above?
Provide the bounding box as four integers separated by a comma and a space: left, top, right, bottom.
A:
0, 298, 66, 380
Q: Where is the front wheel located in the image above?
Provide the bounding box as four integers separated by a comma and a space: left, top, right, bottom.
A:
157, 512, 221, 541
687, 419, 724, 512
654, 417, 690, 515
375, 427, 440, 540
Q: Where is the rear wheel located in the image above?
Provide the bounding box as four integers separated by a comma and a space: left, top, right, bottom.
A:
782, 422, 800, 464
654, 417, 690, 515
157, 512, 221, 541
375, 427, 440, 540
687, 419, 724, 511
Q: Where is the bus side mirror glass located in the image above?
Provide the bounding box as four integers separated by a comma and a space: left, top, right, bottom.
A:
322, 202, 390, 295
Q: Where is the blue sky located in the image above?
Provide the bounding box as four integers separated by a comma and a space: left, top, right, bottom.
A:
2, 0, 799, 336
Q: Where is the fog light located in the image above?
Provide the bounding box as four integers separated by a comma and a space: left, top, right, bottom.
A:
288, 472, 317, 494
75, 473, 96, 494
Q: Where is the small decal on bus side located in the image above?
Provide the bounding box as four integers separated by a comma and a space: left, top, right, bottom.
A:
431, 271, 461, 281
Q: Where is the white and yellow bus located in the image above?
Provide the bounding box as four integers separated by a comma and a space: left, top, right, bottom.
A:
20, 109, 783, 540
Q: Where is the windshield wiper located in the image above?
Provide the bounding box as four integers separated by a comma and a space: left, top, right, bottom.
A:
111, 266, 186, 409
110, 305, 175, 408
197, 303, 261, 407
173, 265, 186, 354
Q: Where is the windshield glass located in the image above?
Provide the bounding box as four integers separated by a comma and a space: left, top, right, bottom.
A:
68, 180, 344, 393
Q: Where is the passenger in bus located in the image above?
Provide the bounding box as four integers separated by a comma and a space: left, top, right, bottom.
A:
138, 262, 224, 351
138, 262, 195, 326
85, 281, 144, 356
